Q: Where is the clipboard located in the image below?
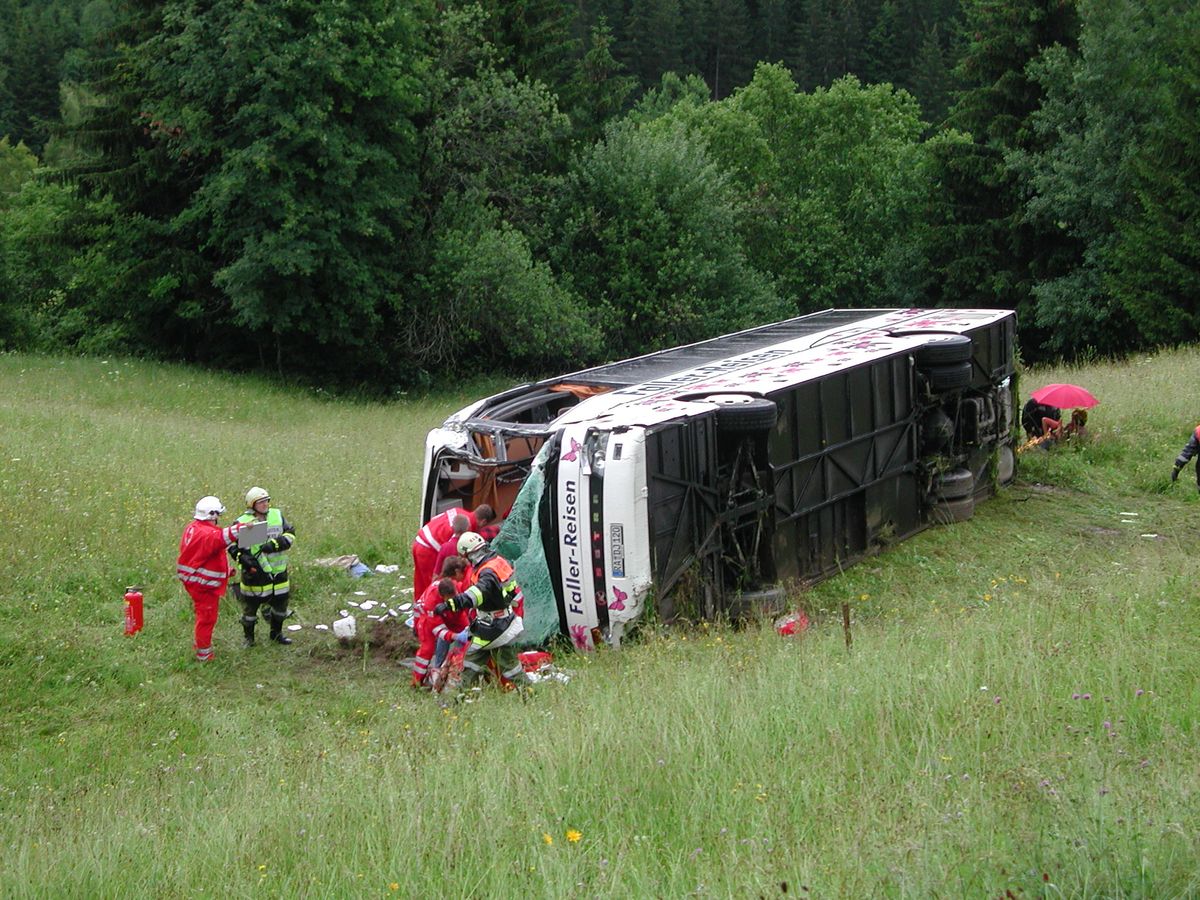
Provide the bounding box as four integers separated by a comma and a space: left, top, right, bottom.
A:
236, 520, 272, 549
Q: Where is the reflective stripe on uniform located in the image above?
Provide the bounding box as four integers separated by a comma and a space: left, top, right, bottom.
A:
177, 566, 222, 588
415, 523, 440, 552
239, 579, 290, 596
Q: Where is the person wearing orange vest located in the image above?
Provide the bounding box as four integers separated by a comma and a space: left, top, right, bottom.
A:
411, 504, 494, 596
176, 496, 248, 662
436, 532, 531, 698
1171, 425, 1200, 490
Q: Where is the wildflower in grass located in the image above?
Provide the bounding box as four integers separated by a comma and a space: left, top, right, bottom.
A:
1136, 689, 1145, 697
542, 833, 553, 845
389, 883, 399, 891
566, 829, 582, 843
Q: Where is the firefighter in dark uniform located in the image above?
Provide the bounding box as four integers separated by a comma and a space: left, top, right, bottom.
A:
232, 487, 296, 646
435, 532, 532, 698
1171, 425, 1200, 491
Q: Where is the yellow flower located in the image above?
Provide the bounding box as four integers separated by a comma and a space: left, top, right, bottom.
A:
258, 865, 267, 872
542, 833, 553, 845
566, 829, 582, 843
389, 884, 400, 891
859, 593, 869, 601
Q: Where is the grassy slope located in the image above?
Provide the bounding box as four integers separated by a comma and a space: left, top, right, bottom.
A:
0, 351, 1198, 898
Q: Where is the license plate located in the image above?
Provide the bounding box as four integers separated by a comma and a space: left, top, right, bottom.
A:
610, 524, 625, 578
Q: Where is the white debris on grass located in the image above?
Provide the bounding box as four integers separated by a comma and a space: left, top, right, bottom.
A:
375, 564, 401, 574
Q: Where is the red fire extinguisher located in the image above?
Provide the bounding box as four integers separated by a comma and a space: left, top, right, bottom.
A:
124, 586, 144, 635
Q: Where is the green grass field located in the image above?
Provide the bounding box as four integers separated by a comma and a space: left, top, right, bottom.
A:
1, 350, 1198, 898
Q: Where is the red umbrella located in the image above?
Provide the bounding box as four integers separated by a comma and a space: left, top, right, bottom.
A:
1030, 383, 1099, 409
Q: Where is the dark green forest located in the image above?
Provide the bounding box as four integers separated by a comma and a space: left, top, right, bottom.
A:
0, 0, 1196, 387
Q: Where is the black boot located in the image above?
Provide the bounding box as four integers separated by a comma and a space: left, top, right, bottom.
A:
269, 608, 292, 645
241, 615, 257, 648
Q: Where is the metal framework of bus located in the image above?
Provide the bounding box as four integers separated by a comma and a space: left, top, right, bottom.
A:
421, 307, 1017, 649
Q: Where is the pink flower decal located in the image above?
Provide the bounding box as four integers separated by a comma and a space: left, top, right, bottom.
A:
570, 624, 592, 649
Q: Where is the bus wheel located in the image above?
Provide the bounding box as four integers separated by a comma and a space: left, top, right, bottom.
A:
914, 334, 973, 366
997, 445, 1015, 484
931, 495, 974, 524
933, 467, 974, 500
922, 361, 972, 393
710, 395, 779, 431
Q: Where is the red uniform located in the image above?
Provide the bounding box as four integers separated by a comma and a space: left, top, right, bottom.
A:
433, 534, 460, 584
411, 581, 471, 686
411, 508, 476, 596
176, 519, 243, 660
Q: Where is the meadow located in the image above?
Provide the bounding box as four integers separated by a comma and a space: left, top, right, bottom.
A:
1, 350, 1198, 898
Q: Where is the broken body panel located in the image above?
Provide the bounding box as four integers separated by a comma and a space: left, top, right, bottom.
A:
421, 308, 1018, 650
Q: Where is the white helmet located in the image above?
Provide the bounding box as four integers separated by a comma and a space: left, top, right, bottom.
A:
193, 496, 226, 520
457, 531, 487, 561
245, 486, 270, 508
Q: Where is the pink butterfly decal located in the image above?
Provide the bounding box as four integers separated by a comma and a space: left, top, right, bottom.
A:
561, 437, 581, 462
610, 586, 627, 612
569, 624, 592, 650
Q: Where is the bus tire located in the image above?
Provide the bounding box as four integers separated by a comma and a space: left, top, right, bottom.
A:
914, 334, 973, 366
997, 444, 1015, 484
933, 467, 974, 500
711, 396, 778, 431
931, 496, 974, 524
922, 361, 973, 393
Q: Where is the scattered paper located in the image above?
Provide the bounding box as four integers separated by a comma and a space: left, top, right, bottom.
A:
1119, 511, 1138, 516
374, 564, 400, 574
360, 600, 378, 610
347, 600, 360, 607
287, 624, 302, 631
353, 591, 367, 596
314, 624, 329, 631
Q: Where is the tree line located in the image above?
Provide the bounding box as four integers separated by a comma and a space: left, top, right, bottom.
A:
0, 0, 1196, 389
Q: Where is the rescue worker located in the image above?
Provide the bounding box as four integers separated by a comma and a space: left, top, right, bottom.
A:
411, 577, 470, 688
1171, 424, 1200, 491
435, 532, 532, 698
176, 496, 247, 662
411, 504, 494, 596
432, 515, 471, 584
428, 556, 473, 689
230, 487, 297, 646
1021, 398, 1061, 439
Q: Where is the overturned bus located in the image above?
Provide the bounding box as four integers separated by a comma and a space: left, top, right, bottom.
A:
420, 308, 1017, 649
